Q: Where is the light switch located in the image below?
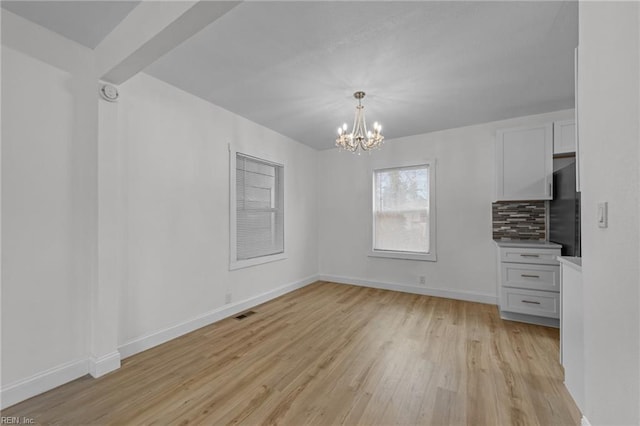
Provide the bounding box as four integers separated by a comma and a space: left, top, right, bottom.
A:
598, 202, 608, 228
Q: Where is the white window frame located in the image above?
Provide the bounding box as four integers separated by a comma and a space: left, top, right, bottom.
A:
369, 159, 437, 262
229, 147, 286, 270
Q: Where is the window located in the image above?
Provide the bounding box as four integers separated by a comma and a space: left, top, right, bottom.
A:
230, 152, 285, 270
371, 162, 436, 261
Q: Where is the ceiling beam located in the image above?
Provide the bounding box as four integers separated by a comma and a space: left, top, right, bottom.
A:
1, 10, 94, 74
95, 0, 241, 85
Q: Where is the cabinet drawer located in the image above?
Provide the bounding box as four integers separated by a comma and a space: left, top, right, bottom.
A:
501, 288, 559, 319
502, 263, 559, 291
500, 247, 561, 265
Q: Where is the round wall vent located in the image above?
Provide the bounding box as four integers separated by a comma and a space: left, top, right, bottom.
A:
100, 84, 119, 102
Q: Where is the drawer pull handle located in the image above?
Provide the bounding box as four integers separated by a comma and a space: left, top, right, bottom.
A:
521, 274, 540, 278
520, 254, 540, 258
521, 300, 541, 305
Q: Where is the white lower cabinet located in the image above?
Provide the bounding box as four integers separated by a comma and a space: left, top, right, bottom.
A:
496, 242, 561, 327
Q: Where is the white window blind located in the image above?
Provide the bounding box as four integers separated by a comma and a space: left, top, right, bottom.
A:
236, 153, 284, 261
373, 165, 430, 254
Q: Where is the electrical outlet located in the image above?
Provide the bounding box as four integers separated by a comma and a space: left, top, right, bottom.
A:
225, 293, 232, 304
419, 276, 426, 285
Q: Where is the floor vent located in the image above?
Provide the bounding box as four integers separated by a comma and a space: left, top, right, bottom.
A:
235, 310, 256, 320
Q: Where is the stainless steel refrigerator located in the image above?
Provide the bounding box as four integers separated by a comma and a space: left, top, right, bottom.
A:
550, 158, 581, 257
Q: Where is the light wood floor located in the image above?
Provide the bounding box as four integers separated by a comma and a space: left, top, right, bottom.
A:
3, 281, 581, 425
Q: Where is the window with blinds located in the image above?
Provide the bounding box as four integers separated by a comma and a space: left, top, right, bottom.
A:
372, 163, 435, 261
235, 153, 284, 261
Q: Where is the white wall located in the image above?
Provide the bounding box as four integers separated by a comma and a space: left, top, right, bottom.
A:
318, 109, 573, 302
578, 2, 640, 424
1, 46, 87, 384
117, 73, 318, 347
1, 11, 99, 408
1, 11, 318, 407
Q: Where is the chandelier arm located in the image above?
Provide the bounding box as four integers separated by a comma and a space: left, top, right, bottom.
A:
351, 106, 359, 140
361, 107, 369, 138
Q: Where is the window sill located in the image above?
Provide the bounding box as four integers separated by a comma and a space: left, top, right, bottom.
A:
368, 250, 436, 262
230, 252, 287, 271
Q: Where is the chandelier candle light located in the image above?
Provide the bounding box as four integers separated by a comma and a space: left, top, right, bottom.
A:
336, 91, 384, 152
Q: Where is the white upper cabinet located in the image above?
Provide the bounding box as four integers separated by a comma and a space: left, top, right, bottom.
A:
495, 123, 553, 201
553, 119, 576, 155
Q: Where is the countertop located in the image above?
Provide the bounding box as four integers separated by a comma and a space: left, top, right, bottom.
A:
558, 256, 583, 272
493, 240, 562, 249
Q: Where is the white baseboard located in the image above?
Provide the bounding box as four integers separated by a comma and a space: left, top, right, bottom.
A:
118, 274, 319, 359
1, 358, 88, 409
581, 415, 591, 426
318, 274, 497, 305
89, 351, 121, 378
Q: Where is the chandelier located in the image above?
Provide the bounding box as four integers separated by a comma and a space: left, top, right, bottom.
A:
336, 91, 384, 152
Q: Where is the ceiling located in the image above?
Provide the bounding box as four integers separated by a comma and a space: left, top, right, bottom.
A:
2, 1, 578, 150
2, 1, 140, 49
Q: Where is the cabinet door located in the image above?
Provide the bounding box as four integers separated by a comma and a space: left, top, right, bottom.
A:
495, 124, 553, 201
561, 264, 585, 411
553, 120, 576, 155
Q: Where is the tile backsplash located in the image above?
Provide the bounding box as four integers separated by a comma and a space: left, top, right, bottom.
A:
492, 201, 546, 240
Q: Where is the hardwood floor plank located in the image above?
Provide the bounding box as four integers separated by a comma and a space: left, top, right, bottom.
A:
2, 282, 581, 425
